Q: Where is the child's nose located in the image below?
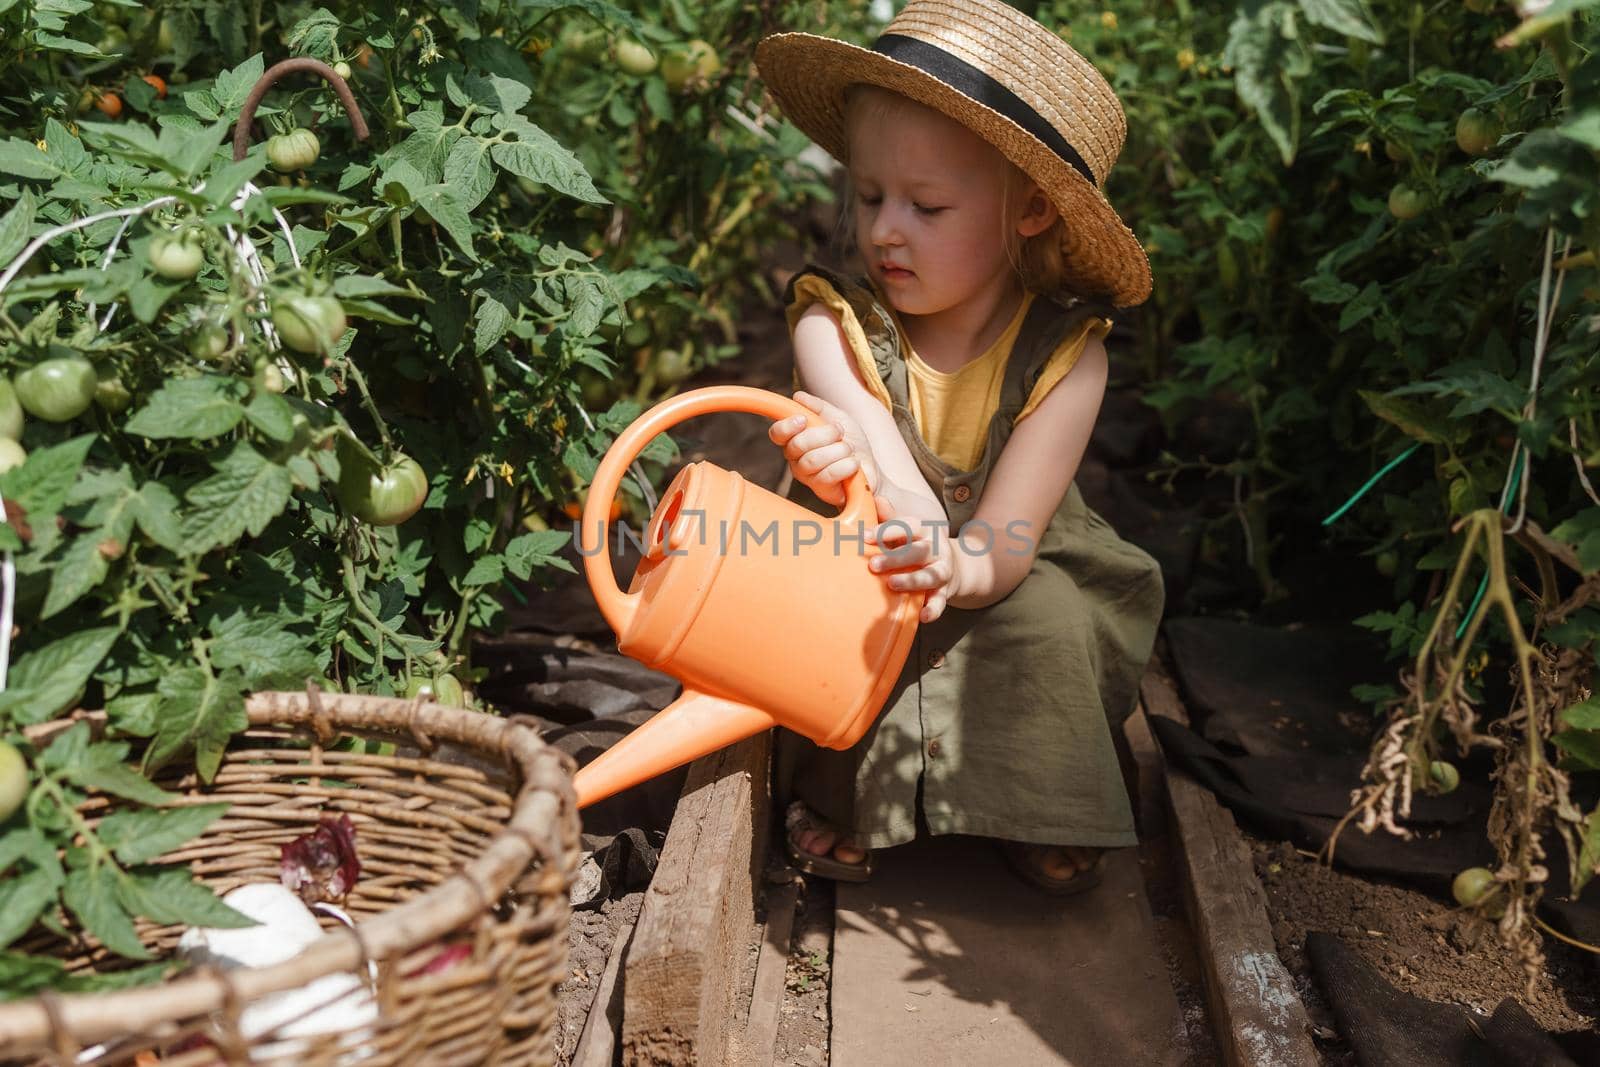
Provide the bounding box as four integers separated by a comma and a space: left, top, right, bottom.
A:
869, 208, 904, 247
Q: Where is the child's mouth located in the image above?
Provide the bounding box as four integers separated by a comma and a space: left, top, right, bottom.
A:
879, 264, 913, 281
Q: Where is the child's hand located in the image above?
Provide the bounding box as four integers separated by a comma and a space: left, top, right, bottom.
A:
768, 390, 883, 507
866, 491, 959, 624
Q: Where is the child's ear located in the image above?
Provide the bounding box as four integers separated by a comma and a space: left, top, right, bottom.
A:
1015, 184, 1059, 238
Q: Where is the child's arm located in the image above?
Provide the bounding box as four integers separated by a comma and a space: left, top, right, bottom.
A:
944, 334, 1108, 610
778, 302, 949, 520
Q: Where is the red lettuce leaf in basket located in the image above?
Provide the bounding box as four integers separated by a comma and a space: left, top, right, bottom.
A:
280, 814, 361, 905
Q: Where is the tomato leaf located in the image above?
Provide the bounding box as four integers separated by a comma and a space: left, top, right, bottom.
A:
1299, 0, 1385, 45
96, 802, 229, 865
0, 188, 35, 266
178, 442, 294, 556
115, 867, 255, 928
143, 668, 247, 781
41, 533, 111, 619
125, 376, 247, 440
0, 626, 120, 726
0, 828, 65, 883
0, 871, 57, 949
63, 867, 151, 960
1552, 728, 1600, 771
491, 114, 607, 204
0, 951, 68, 1002
444, 136, 495, 211
61, 741, 176, 807
1575, 807, 1600, 895
0, 434, 94, 521
243, 391, 296, 442
504, 530, 573, 580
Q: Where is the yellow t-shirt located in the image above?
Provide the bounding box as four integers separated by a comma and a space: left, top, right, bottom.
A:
786, 276, 1111, 471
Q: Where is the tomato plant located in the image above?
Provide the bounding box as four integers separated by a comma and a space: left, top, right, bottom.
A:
1033, 0, 1598, 979
0, 0, 873, 990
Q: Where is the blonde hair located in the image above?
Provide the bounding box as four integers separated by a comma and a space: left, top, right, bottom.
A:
834, 85, 1069, 297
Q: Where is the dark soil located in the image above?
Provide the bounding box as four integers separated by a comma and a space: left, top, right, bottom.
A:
1249, 836, 1600, 1064
555, 891, 644, 1064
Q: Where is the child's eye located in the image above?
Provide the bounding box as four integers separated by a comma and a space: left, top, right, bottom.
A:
913, 203, 946, 216
856, 193, 881, 207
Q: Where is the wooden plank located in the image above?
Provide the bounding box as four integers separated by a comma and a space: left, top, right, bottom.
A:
621, 731, 771, 1065
732, 880, 799, 1065
1140, 657, 1320, 1067
571, 917, 636, 1067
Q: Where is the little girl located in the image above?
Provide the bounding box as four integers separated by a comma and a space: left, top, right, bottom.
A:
753, 0, 1164, 894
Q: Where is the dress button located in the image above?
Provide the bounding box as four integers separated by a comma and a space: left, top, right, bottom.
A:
928, 739, 942, 757
951, 484, 972, 503
928, 648, 946, 669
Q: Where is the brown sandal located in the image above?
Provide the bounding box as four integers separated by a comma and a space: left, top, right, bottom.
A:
999, 841, 1106, 896
785, 801, 874, 883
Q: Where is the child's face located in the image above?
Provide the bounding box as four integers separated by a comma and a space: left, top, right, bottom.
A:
846, 92, 1019, 317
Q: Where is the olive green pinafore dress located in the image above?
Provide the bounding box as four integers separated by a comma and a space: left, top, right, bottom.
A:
775, 267, 1165, 851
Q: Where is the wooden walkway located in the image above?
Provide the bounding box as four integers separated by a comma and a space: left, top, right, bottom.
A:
831, 836, 1188, 1066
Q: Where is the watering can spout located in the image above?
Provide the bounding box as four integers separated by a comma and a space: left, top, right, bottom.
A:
572, 690, 776, 809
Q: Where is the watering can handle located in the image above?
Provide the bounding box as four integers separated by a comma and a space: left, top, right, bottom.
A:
582, 385, 876, 640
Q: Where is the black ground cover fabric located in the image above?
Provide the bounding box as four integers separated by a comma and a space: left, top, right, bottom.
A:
1306, 933, 1599, 1066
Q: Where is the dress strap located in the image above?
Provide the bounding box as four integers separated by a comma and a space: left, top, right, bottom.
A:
996, 294, 1118, 420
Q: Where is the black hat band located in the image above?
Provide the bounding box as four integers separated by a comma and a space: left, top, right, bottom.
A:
871, 33, 1097, 188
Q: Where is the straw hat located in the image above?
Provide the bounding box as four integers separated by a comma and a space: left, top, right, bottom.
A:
756, 0, 1152, 308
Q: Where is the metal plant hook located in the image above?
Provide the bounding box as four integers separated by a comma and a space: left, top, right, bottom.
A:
232, 57, 372, 163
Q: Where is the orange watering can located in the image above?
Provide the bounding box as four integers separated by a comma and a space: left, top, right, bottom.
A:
571, 385, 923, 809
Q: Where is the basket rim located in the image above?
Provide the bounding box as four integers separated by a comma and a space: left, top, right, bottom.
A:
0, 690, 578, 1054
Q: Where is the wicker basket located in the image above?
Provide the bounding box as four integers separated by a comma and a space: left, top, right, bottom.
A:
0, 691, 580, 1066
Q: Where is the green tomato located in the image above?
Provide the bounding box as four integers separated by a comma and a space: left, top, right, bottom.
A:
0, 379, 24, 441
0, 741, 27, 824
337, 438, 429, 526
272, 294, 347, 354
15, 357, 97, 422
94, 366, 132, 415
1451, 866, 1500, 908
266, 128, 320, 173
333, 60, 353, 80
189, 323, 230, 362
1383, 139, 1406, 163
1388, 183, 1429, 220
654, 348, 694, 385
614, 39, 658, 76
622, 320, 652, 347
561, 22, 608, 60
252, 359, 287, 394
1375, 550, 1399, 578
146, 230, 205, 280
1429, 760, 1461, 794
0, 437, 26, 474
404, 672, 465, 706
1455, 108, 1502, 157
661, 40, 719, 92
